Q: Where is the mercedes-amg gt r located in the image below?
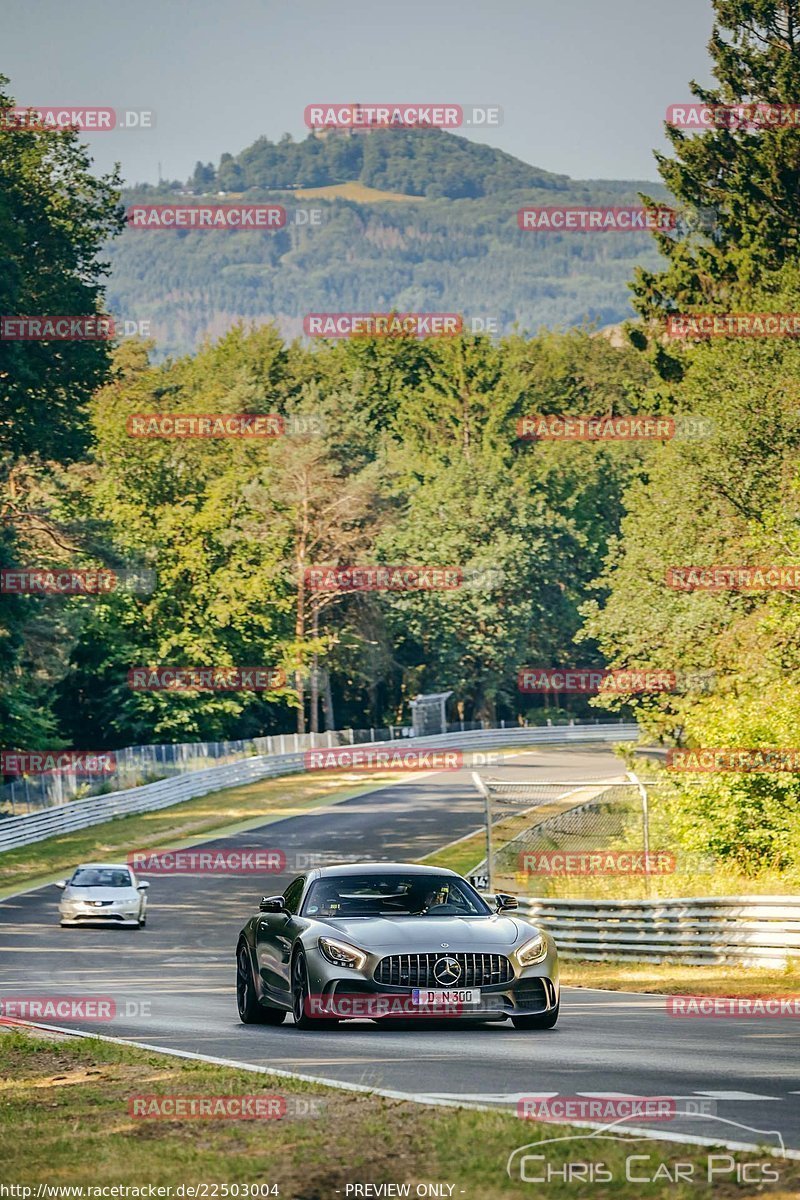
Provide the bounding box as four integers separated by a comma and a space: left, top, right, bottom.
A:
236, 862, 559, 1030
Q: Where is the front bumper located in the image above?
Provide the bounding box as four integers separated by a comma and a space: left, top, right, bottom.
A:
59, 903, 141, 926
304, 943, 559, 1020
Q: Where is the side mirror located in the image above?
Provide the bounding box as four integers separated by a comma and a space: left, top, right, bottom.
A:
137, 881, 150, 890
55, 879, 68, 890
259, 895, 286, 913
495, 893, 518, 912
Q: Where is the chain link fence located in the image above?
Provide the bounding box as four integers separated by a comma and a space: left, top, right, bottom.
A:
470, 774, 690, 898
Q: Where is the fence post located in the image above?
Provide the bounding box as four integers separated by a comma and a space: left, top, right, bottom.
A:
471, 771, 493, 894
627, 769, 651, 898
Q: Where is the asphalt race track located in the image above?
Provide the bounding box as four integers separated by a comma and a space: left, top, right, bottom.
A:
1, 744, 799, 1154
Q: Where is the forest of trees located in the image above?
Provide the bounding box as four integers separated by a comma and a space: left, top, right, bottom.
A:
110, 132, 671, 359
3, 1, 800, 877
168, 127, 574, 199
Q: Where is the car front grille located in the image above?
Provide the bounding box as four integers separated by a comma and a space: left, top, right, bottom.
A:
374, 952, 513, 988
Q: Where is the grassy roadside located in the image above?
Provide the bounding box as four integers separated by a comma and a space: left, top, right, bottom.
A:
561, 960, 800, 998
1, 1026, 796, 1199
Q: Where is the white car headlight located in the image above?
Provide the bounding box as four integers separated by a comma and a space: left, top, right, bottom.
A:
517, 934, 547, 965
318, 937, 368, 970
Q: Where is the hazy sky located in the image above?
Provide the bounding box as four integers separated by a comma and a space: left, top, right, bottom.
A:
4, 0, 717, 186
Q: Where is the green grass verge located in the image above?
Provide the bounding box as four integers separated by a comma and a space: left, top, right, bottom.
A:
1, 1027, 796, 1198
561, 960, 800, 998
422, 830, 485, 877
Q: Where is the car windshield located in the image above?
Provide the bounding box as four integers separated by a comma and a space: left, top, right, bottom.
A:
302, 873, 490, 918
70, 868, 132, 888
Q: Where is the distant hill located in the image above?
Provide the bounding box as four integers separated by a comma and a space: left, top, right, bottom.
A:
108, 129, 669, 357
177, 126, 573, 199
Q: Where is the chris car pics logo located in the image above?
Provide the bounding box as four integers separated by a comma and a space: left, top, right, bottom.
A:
507, 1116, 787, 1186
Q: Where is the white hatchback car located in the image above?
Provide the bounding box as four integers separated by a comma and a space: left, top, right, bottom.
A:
56, 862, 149, 927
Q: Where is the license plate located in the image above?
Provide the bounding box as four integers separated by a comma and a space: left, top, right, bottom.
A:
410, 988, 481, 1006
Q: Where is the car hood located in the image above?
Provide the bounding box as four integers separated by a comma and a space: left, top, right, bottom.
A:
64, 887, 135, 902
314, 915, 533, 949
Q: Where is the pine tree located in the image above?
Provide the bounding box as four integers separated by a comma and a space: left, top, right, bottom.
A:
632, 1, 800, 319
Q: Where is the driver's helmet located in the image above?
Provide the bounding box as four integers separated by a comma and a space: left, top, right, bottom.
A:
422, 884, 449, 908
313, 883, 343, 915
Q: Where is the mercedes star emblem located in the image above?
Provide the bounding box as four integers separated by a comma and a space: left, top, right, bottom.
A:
433, 955, 462, 986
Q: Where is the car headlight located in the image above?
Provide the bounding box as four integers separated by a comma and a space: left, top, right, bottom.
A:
516, 934, 547, 965
318, 937, 368, 970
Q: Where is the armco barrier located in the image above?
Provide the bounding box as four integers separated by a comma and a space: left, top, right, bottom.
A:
518, 895, 800, 969
0, 723, 638, 853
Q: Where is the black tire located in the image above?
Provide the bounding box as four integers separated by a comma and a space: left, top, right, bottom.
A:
237, 942, 286, 1025
512, 1001, 559, 1030
291, 949, 338, 1030
138, 911, 147, 927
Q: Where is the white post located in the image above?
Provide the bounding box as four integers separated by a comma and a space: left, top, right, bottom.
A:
471, 771, 493, 894
627, 769, 650, 897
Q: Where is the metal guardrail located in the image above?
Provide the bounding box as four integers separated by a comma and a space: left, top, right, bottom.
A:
517, 895, 800, 968
0, 722, 638, 853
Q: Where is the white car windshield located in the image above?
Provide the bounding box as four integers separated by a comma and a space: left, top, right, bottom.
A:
302, 873, 490, 917
70, 868, 132, 888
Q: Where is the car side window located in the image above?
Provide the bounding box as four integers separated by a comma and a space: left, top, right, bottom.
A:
282, 876, 305, 915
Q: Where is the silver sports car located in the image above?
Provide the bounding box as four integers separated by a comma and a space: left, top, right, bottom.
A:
236, 862, 559, 1030
56, 862, 149, 927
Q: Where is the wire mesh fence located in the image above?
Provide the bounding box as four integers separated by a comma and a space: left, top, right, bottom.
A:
470, 775, 686, 898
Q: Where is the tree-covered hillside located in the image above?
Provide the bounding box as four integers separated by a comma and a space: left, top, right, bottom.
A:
107, 129, 671, 358
159, 127, 573, 199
